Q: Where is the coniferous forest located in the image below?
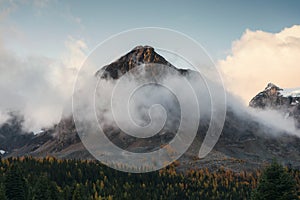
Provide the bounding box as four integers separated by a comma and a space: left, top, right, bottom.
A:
0, 157, 299, 200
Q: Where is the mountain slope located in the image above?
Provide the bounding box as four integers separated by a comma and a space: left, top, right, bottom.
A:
2, 46, 300, 172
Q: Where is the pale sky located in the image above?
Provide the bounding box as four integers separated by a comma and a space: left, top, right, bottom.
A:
1, 0, 300, 60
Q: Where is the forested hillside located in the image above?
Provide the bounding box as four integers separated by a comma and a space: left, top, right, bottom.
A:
0, 157, 299, 199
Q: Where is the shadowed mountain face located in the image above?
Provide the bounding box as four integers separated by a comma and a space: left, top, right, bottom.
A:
2, 46, 300, 172
0, 114, 34, 153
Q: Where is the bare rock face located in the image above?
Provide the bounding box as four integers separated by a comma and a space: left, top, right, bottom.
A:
249, 83, 300, 128
249, 83, 288, 109
96, 45, 189, 80
0, 114, 34, 154
97, 46, 174, 79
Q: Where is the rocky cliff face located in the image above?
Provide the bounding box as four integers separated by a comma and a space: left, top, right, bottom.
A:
249, 83, 300, 128
2, 46, 300, 172
96, 46, 188, 79
0, 114, 35, 154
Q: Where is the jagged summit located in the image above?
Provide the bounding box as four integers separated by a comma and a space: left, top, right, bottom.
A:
249, 83, 287, 109
249, 82, 300, 127
249, 82, 300, 110
132, 45, 154, 51
96, 45, 186, 79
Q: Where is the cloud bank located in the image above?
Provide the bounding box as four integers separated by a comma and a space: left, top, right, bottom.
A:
219, 25, 300, 104
0, 36, 87, 131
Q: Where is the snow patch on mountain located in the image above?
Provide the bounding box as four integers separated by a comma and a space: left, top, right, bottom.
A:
281, 87, 300, 97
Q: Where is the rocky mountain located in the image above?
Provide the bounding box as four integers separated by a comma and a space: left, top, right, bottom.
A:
96, 45, 188, 79
249, 82, 300, 128
0, 114, 35, 154
1, 46, 300, 172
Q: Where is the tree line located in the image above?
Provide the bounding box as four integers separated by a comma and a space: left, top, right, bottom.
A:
0, 157, 299, 199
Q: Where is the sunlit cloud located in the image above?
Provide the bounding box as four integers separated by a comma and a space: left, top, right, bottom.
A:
219, 25, 300, 104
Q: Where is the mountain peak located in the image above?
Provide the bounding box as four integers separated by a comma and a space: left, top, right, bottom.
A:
132, 45, 154, 51
97, 45, 177, 79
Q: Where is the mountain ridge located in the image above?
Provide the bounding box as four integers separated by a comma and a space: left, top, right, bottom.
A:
1, 46, 300, 172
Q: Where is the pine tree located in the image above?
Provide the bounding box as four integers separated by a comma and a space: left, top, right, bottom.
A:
32, 176, 51, 200
251, 160, 298, 200
63, 185, 72, 200
48, 181, 62, 200
72, 183, 87, 200
32, 175, 61, 200
0, 183, 7, 200
4, 164, 27, 200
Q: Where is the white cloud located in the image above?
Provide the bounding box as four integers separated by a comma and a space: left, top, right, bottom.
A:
0, 36, 87, 131
0, 110, 10, 125
219, 25, 300, 104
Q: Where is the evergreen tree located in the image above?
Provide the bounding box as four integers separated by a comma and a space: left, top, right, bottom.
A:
72, 183, 87, 200
63, 185, 72, 200
4, 164, 27, 200
32, 175, 61, 200
251, 160, 298, 200
32, 176, 51, 200
1, 156, 299, 199
0, 183, 7, 200
48, 181, 62, 200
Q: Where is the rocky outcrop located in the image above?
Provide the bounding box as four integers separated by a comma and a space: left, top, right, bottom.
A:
249, 83, 300, 128
249, 83, 287, 109
96, 45, 189, 79
0, 114, 35, 155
